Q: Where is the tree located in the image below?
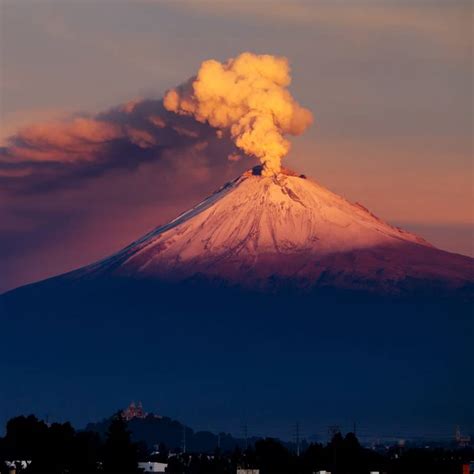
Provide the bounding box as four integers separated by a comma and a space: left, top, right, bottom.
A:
149, 442, 169, 462
254, 438, 294, 473
71, 430, 101, 473
303, 442, 326, 472
102, 414, 139, 473
3, 415, 48, 461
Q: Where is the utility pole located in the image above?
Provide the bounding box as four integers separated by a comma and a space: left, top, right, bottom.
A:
182, 425, 186, 454
242, 422, 248, 451
328, 425, 341, 440
328, 425, 341, 473
295, 422, 301, 457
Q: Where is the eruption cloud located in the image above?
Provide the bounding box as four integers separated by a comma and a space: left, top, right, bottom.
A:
0, 99, 246, 193
164, 52, 313, 176
0, 100, 249, 292
0, 52, 310, 291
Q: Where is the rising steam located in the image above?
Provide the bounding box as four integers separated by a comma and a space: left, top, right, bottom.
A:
164, 52, 313, 176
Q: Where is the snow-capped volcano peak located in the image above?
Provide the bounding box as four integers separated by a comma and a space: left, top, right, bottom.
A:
77, 167, 472, 293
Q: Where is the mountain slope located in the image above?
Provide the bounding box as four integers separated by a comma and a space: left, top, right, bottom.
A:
1, 168, 472, 434
71, 168, 472, 295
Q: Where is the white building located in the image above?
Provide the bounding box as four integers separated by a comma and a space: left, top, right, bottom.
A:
138, 461, 168, 472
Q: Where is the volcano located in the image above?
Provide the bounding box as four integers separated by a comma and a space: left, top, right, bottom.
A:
61, 167, 472, 298
1, 167, 473, 436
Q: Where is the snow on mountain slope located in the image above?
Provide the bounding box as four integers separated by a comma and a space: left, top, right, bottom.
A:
76, 168, 472, 292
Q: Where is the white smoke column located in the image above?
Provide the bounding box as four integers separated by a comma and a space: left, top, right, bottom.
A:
164, 52, 313, 176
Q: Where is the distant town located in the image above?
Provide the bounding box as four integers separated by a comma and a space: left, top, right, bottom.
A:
1, 402, 473, 474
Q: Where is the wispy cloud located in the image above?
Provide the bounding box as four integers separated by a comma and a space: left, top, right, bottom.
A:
164, 0, 471, 52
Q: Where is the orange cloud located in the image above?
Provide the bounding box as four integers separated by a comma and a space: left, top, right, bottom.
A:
0, 94, 249, 193
8, 118, 122, 162
164, 52, 313, 176
125, 126, 157, 148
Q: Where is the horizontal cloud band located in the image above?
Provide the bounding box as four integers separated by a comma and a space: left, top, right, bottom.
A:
0, 97, 243, 193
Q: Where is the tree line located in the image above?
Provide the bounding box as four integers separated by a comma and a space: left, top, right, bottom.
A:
0, 414, 472, 473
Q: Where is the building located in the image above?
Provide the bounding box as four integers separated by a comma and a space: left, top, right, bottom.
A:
455, 426, 471, 448
4, 460, 32, 474
138, 461, 167, 472
121, 401, 147, 421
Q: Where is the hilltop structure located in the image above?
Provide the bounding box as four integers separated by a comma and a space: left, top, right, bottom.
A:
121, 401, 147, 421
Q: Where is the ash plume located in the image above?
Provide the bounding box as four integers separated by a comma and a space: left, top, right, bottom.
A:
164, 52, 313, 176
0, 99, 245, 193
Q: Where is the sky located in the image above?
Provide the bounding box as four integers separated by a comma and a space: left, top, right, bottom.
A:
0, 0, 472, 293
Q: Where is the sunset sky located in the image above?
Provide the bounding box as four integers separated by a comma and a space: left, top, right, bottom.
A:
1, 0, 472, 293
